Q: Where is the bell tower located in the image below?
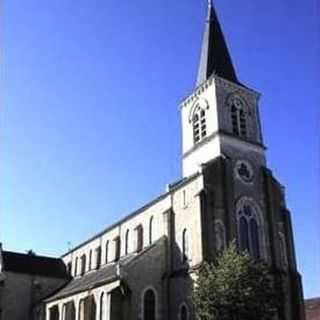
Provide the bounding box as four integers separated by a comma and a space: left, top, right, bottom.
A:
178, 3, 306, 320
180, 0, 265, 178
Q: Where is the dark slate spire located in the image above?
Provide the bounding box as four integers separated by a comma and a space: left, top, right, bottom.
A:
196, 0, 238, 86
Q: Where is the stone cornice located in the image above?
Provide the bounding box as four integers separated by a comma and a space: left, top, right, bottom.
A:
179, 74, 261, 109
183, 130, 266, 159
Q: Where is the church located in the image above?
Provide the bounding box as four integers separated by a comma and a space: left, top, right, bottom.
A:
0, 1, 306, 320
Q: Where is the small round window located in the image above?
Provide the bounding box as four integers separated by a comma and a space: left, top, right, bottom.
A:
234, 160, 254, 183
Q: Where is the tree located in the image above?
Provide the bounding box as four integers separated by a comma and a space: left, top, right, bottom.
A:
192, 243, 281, 320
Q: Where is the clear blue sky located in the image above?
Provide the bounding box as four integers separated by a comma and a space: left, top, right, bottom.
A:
2, 0, 319, 298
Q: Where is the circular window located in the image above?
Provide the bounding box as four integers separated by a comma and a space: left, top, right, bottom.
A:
234, 160, 254, 183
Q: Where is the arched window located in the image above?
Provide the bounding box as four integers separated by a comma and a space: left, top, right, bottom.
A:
143, 289, 156, 320
125, 230, 130, 255
136, 225, 144, 253
231, 96, 247, 138
67, 262, 72, 275
192, 106, 207, 144
95, 246, 102, 269
64, 301, 75, 320
114, 237, 121, 262
237, 199, 263, 260
49, 305, 59, 320
182, 229, 190, 263
75, 257, 79, 276
89, 250, 92, 271
105, 241, 109, 264
250, 219, 260, 259
239, 216, 249, 253
180, 304, 189, 320
80, 254, 86, 276
214, 220, 226, 252
149, 217, 154, 245
80, 295, 96, 320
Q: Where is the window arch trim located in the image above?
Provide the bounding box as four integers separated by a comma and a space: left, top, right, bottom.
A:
178, 302, 190, 320
227, 94, 248, 138
141, 286, 158, 320
189, 99, 209, 144
236, 197, 266, 260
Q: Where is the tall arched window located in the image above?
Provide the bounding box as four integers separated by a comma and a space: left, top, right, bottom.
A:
95, 246, 102, 269
67, 262, 72, 275
136, 225, 144, 253
89, 250, 92, 271
250, 219, 260, 259
125, 230, 130, 255
49, 305, 59, 320
231, 96, 247, 138
239, 216, 249, 253
149, 217, 154, 245
143, 289, 156, 320
192, 107, 207, 144
80, 254, 86, 276
80, 295, 96, 320
75, 257, 79, 276
64, 301, 75, 320
182, 229, 190, 263
237, 199, 263, 260
180, 304, 189, 320
114, 237, 121, 262
105, 241, 109, 264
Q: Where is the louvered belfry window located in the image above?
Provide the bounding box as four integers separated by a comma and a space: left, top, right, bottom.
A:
231, 97, 247, 138
193, 107, 207, 144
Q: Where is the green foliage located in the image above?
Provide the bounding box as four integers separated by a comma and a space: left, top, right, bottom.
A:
192, 243, 280, 320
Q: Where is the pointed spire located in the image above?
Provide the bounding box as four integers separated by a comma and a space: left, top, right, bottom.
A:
196, 1, 238, 86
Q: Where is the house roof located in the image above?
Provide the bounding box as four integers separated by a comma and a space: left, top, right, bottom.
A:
305, 298, 320, 320
2, 251, 69, 279
46, 237, 166, 302
45, 262, 119, 302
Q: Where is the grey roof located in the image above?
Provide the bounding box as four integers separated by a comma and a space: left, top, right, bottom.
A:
305, 297, 320, 310
47, 238, 167, 302
46, 258, 127, 302
196, 0, 238, 86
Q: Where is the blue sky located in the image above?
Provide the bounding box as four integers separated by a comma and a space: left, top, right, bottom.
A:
2, 0, 319, 298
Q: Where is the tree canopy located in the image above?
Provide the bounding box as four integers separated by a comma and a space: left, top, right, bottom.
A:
192, 244, 281, 320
